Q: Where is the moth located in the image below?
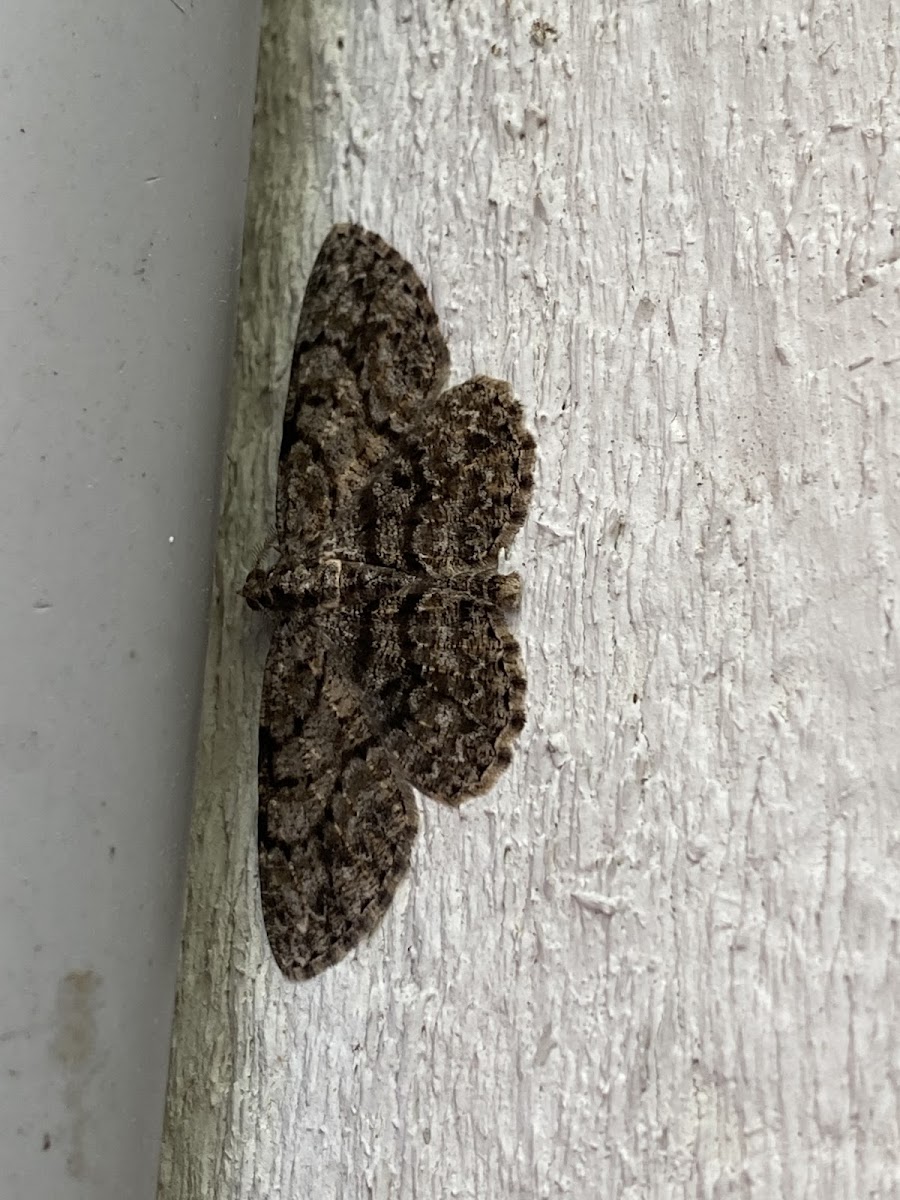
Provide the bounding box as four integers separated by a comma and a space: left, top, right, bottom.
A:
244, 224, 535, 979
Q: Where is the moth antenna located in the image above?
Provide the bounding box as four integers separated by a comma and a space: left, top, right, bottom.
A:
248, 524, 279, 571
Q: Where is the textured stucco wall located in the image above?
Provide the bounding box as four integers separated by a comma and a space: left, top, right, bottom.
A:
161, 3, 900, 1198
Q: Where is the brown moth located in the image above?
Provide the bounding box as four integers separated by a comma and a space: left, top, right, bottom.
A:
244, 225, 534, 979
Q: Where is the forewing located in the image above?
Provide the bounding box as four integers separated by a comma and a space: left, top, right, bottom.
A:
332, 376, 535, 577
276, 224, 450, 551
326, 585, 527, 805
257, 615, 418, 980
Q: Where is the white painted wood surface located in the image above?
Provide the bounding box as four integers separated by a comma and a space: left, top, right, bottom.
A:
159, 3, 900, 1197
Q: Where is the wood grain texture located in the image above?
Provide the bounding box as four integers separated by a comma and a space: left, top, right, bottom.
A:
159, 2, 900, 1198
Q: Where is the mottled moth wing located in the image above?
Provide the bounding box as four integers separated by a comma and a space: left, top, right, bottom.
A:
257, 616, 418, 980
320, 585, 527, 805
276, 224, 450, 552
331, 375, 536, 577
251, 223, 534, 980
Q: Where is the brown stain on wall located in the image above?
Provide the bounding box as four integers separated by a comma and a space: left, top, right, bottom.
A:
49, 968, 102, 1180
